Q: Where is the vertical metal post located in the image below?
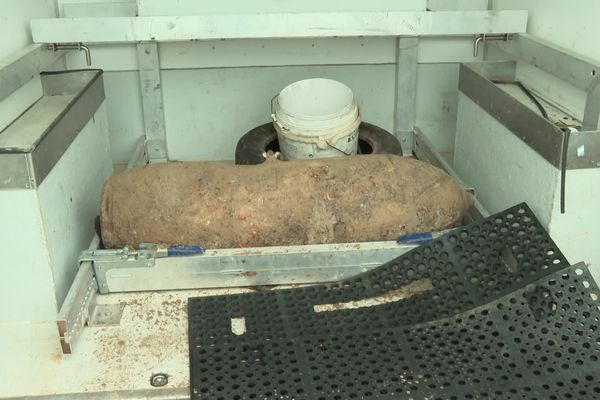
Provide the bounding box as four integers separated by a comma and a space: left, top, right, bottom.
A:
394, 37, 419, 156
137, 42, 168, 163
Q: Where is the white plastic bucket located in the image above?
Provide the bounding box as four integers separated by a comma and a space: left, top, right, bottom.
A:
271, 78, 361, 160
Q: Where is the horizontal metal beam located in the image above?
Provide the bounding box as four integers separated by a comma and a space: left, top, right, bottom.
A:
31, 10, 527, 43
96, 241, 415, 293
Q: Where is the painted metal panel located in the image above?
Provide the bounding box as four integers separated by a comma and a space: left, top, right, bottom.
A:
37, 102, 113, 310
137, 0, 426, 15
30, 11, 528, 43
62, 37, 486, 72
0, 189, 57, 323
101, 72, 146, 163
454, 92, 560, 227
161, 65, 395, 161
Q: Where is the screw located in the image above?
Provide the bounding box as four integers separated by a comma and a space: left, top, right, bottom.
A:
150, 373, 169, 387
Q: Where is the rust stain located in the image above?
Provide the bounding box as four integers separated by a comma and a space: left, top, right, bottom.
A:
241, 270, 258, 277
50, 354, 62, 363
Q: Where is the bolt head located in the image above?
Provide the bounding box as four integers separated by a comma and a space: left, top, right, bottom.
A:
150, 373, 169, 387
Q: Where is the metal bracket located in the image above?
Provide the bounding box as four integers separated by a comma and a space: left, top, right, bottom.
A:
567, 129, 600, 169
88, 303, 124, 326
583, 77, 600, 131
136, 42, 168, 163
394, 37, 419, 156
473, 33, 510, 57
80, 247, 155, 294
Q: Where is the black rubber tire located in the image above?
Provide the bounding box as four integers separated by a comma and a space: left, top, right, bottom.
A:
235, 122, 402, 165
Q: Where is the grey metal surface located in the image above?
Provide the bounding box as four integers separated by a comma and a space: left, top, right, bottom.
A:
0, 43, 64, 103
0, 69, 105, 189
394, 37, 418, 156
137, 42, 168, 163
33, 70, 105, 184
459, 62, 565, 168
567, 130, 600, 169
95, 241, 414, 294
0, 153, 34, 189
412, 127, 489, 222
583, 77, 600, 131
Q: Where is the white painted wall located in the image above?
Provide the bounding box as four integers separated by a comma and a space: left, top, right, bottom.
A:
0, 0, 57, 60
492, 0, 600, 62
49, 0, 495, 163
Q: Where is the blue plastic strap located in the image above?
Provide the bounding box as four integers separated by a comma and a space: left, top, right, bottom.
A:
167, 245, 205, 256
396, 232, 434, 245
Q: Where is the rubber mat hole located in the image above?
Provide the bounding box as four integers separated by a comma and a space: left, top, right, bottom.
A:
231, 317, 247, 335
500, 246, 518, 273
313, 279, 432, 312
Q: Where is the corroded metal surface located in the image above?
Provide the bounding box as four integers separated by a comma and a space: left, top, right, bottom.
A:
101, 155, 472, 249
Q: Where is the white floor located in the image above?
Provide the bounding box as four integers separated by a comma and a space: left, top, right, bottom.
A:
0, 287, 254, 398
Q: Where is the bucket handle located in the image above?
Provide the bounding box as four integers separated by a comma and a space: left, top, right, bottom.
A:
326, 139, 353, 156
270, 93, 289, 132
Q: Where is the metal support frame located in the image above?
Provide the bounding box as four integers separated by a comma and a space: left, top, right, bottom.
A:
394, 37, 419, 156
56, 136, 147, 354
136, 42, 168, 163
88, 241, 416, 294
31, 11, 528, 43
57, 236, 100, 354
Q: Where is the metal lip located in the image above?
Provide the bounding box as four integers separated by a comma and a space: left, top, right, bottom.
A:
0, 69, 105, 188
459, 61, 565, 168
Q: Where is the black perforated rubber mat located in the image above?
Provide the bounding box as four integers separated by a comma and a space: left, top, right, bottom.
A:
190, 264, 600, 400
188, 204, 600, 399
189, 203, 569, 345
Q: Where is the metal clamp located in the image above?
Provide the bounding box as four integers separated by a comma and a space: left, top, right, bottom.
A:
80, 244, 204, 294
79, 247, 155, 294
